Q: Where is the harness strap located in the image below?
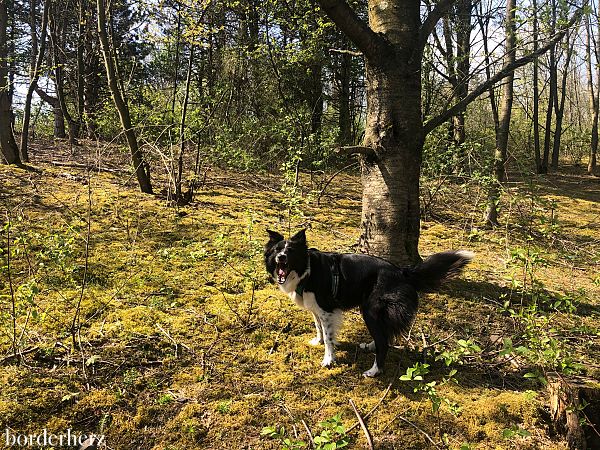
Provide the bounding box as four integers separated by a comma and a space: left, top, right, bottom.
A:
294, 256, 340, 300
330, 257, 340, 300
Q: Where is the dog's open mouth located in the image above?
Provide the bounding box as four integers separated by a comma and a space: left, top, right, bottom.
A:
276, 262, 289, 284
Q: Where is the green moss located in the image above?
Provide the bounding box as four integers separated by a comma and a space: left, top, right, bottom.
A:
0, 161, 597, 450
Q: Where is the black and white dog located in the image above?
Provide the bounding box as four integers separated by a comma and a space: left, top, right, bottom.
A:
264, 229, 473, 377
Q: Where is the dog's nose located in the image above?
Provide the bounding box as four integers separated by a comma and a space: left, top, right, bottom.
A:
276, 253, 287, 263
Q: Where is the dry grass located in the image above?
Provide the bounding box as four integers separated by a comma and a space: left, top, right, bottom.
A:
0, 141, 599, 449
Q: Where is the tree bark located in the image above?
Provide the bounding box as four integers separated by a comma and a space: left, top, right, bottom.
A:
21, 0, 50, 162
484, 0, 516, 226
321, 0, 424, 265
0, 0, 20, 165
320, 0, 583, 263
97, 0, 152, 194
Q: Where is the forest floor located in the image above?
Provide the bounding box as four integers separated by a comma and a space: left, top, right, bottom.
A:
1, 139, 599, 449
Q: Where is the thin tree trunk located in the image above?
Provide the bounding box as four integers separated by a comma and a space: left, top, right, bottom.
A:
591, 11, 600, 175
452, 0, 472, 170
176, 45, 194, 201
171, 7, 181, 118
21, 0, 49, 162
76, 0, 85, 131
49, 5, 78, 144
477, 2, 499, 133
551, 32, 574, 171
533, 0, 541, 172
542, 0, 557, 174
0, 0, 20, 165
35, 87, 65, 138
97, 0, 152, 194
484, 0, 516, 226
338, 51, 352, 145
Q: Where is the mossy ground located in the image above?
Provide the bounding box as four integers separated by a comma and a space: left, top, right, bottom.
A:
1, 142, 599, 449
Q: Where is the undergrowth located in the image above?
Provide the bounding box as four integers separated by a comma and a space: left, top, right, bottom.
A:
0, 151, 599, 449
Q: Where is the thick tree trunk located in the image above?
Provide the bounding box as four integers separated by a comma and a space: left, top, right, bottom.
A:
0, 0, 20, 165
97, 0, 152, 193
358, 1, 423, 265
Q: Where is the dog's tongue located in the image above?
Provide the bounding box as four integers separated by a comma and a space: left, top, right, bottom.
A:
278, 268, 286, 277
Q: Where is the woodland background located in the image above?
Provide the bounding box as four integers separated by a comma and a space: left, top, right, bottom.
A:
1, 0, 599, 449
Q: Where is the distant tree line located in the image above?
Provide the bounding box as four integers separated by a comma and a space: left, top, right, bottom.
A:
0, 0, 595, 263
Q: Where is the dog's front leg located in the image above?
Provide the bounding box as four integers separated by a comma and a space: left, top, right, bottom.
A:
319, 312, 336, 367
309, 313, 324, 346
318, 310, 343, 367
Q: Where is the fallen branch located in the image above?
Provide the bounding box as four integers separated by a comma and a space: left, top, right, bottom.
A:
347, 379, 394, 433
301, 419, 315, 449
0, 346, 39, 364
49, 160, 127, 174
349, 399, 374, 450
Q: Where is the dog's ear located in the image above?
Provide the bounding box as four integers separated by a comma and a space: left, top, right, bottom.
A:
265, 229, 284, 248
290, 228, 307, 244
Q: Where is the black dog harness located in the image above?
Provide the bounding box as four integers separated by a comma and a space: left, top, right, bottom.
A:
295, 256, 340, 301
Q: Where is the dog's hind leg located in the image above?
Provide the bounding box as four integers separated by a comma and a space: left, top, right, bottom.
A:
359, 341, 376, 352
360, 306, 388, 377
308, 313, 324, 346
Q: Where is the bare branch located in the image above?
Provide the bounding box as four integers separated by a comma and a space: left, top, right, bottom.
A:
418, 0, 458, 53
423, 5, 586, 135
318, 0, 388, 61
328, 48, 363, 57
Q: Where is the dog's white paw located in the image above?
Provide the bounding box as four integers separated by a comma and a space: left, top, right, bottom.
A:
362, 361, 381, 378
321, 355, 336, 367
359, 341, 376, 352
309, 336, 323, 346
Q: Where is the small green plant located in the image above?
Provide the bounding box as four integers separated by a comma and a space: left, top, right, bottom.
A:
399, 363, 460, 415
157, 394, 174, 405
261, 426, 306, 450
501, 425, 531, 440
313, 414, 350, 449
216, 400, 232, 414
437, 338, 482, 366
261, 414, 350, 450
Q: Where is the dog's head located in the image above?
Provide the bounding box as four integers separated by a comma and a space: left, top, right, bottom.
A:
264, 229, 308, 285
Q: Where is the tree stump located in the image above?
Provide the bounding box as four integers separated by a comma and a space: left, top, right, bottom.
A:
548, 372, 600, 449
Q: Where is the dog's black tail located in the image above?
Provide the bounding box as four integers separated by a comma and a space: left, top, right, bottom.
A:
408, 250, 474, 292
